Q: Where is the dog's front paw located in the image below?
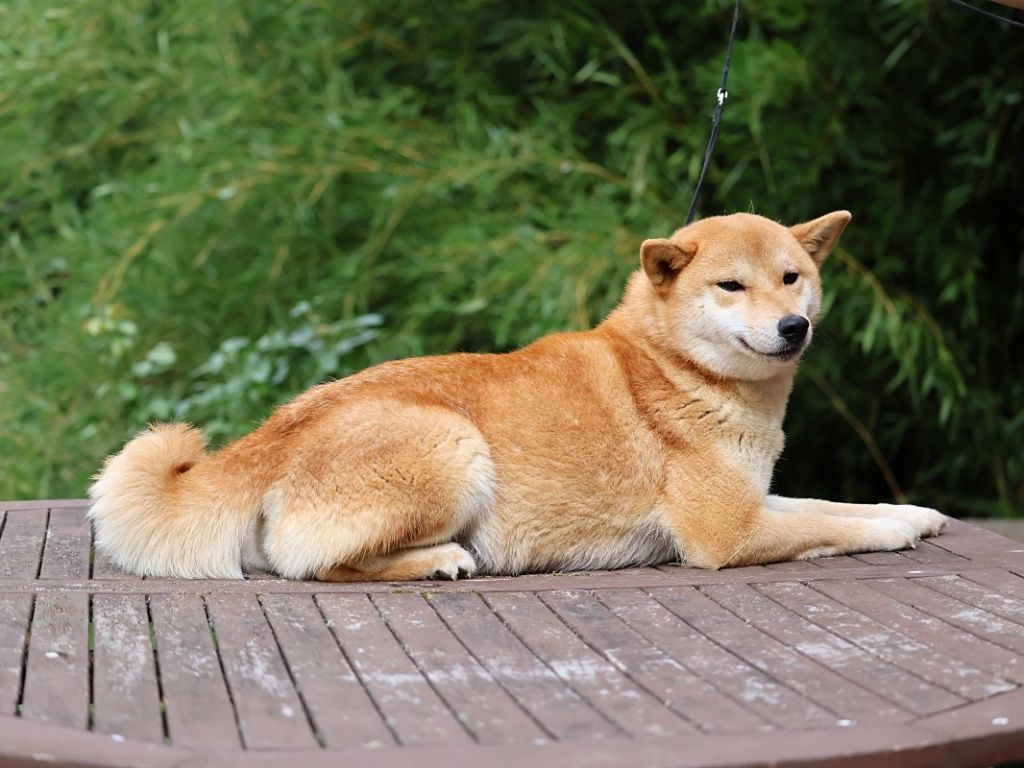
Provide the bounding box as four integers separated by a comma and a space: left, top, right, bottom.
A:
428, 543, 478, 581
864, 518, 920, 553
876, 504, 948, 538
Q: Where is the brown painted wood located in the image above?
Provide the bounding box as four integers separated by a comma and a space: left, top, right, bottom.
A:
38, 505, 91, 580
373, 592, 548, 744
91, 594, 164, 742
430, 591, 622, 741
88, 508, 136, 582
916, 573, 1024, 626
2, 502, 1024, 768
598, 587, 833, 730
929, 519, 1024, 559
808, 554, 862, 570
756, 580, 1011, 700
1, 499, 93, 510
813, 578, 1024, 685
0, 594, 32, 716
486, 590, 685, 739
316, 592, 472, 746
203, 593, 317, 749
0, 508, 48, 578
541, 588, 789, 731
898, 539, 967, 565
851, 550, 908, 565
963, 566, 1024, 596
3, 557, 1017, 596
19, 592, 89, 729
260, 592, 394, 748
652, 585, 905, 724
148, 593, 240, 749
868, 577, 1024, 655
704, 581, 963, 715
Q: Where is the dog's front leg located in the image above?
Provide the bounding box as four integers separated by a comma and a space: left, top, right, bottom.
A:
674, 502, 922, 569
664, 466, 926, 568
764, 495, 948, 538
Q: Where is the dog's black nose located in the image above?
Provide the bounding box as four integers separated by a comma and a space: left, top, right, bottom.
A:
777, 315, 810, 344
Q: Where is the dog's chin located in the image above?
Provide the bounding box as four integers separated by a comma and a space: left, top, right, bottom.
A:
737, 337, 805, 363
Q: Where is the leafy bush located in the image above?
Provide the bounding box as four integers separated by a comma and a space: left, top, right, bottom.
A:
1, 0, 1021, 515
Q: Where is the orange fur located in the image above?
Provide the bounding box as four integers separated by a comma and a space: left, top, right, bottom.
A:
89, 211, 947, 581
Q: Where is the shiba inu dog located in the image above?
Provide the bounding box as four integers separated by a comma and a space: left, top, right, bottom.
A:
89, 210, 947, 581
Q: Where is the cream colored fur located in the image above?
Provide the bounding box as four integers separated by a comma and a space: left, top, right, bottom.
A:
89, 211, 948, 581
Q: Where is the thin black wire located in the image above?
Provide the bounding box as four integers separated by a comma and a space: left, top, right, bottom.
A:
947, 0, 1024, 30
685, 0, 741, 225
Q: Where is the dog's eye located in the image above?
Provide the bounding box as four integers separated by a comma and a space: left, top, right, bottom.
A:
783, 272, 799, 285
717, 280, 744, 292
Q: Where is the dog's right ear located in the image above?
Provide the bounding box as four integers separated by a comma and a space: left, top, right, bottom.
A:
641, 239, 697, 296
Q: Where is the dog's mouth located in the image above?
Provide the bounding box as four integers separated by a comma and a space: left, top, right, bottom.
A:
738, 337, 804, 362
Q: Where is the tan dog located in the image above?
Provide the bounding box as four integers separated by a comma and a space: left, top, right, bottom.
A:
89, 211, 947, 581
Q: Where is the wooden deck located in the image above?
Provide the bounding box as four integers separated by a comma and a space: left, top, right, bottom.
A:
2, 501, 1024, 767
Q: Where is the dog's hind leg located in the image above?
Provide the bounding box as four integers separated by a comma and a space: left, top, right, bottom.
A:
261, 403, 495, 581
316, 542, 477, 582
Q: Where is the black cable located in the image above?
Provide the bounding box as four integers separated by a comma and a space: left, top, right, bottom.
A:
946, 0, 1024, 30
686, 0, 741, 226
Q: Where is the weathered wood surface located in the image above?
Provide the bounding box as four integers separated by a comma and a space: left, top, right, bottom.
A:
2, 500, 1024, 768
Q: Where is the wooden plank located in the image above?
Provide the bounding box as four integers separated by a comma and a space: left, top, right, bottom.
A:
39, 506, 91, 579
868, 578, 1024, 655
926, 520, 1020, 559
809, 555, 863, 570
0, 558, 991, 597
261, 593, 394, 748
813, 579, 1024, 685
317, 593, 471, 746
652, 585, 905, 723
0, 508, 48, 578
92, 541, 135, 582
0, 499, 91, 510
91, 553, 132, 580
917, 574, 1024, 626
542, 589, 784, 731
20, 592, 89, 729
757, 581, 1012, 699
704, 582, 962, 715
852, 551, 909, 566
149, 594, 240, 749
373, 592, 548, 744
962, 568, 1024, 603
756, 558, 823, 575
899, 540, 966, 566
485, 591, 686, 738
204, 593, 316, 749
91, 594, 164, 742
0, 594, 32, 716
429, 591, 621, 741
598, 588, 832, 730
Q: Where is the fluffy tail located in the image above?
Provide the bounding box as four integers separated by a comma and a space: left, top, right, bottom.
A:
89, 423, 259, 578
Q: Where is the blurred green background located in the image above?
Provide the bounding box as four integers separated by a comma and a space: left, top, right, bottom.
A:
1, 0, 1021, 516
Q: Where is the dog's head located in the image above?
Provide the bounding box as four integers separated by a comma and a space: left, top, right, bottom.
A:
637, 211, 850, 381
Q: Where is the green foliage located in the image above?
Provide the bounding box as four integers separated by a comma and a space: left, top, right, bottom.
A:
1, 0, 1021, 515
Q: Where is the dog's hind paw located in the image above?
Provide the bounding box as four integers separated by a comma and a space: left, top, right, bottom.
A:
876, 504, 949, 538
427, 543, 478, 581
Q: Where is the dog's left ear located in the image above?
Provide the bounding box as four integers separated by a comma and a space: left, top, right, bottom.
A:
790, 210, 852, 265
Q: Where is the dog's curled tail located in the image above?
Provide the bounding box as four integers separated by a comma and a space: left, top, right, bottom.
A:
88, 423, 255, 578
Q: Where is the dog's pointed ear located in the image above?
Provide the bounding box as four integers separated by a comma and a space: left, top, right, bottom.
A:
790, 210, 852, 265
641, 238, 697, 295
